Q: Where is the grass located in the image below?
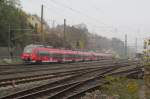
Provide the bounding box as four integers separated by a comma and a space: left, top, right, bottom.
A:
0, 58, 22, 65
100, 76, 144, 99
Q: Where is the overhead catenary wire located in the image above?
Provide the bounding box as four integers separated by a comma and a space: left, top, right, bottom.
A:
43, 2, 115, 33
44, 0, 115, 29
51, 0, 111, 26
87, 0, 104, 14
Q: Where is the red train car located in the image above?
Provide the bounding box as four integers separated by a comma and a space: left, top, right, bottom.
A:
21, 44, 112, 63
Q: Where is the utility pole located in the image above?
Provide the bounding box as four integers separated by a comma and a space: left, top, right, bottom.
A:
41, 4, 44, 44
135, 37, 137, 54
52, 20, 55, 28
124, 34, 127, 58
64, 19, 66, 47
8, 24, 11, 59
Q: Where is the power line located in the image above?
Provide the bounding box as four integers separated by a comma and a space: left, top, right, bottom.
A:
43, 0, 117, 36
43, 3, 115, 32
124, 34, 127, 57
43, 3, 67, 18
87, 0, 104, 14
46, 0, 115, 28
135, 37, 137, 53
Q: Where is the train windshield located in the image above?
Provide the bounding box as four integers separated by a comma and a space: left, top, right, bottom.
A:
24, 46, 34, 53
23, 44, 43, 53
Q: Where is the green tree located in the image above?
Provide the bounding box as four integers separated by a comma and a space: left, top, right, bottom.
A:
0, 0, 31, 47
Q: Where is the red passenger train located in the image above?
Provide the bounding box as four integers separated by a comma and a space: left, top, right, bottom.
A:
21, 44, 112, 63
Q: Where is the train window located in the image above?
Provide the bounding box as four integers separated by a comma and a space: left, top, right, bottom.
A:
52, 53, 63, 59
83, 55, 87, 58
75, 54, 78, 58
71, 54, 76, 58
64, 54, 69, 58
64, 54, 68, 58
64, 54, 74, 58
70, 54, 74, 58
38, 50, 50, 56
76, 54, 81, 58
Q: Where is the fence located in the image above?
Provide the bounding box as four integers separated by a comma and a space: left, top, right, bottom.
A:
0, 47, 23, 58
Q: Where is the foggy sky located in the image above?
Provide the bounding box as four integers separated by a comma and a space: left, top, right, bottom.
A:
21, 0, 150, 51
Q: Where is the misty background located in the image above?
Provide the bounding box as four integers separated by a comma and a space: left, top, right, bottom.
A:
21, 0, 150, 52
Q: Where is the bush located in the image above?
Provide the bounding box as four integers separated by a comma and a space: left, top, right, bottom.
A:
101, 76, 140, 99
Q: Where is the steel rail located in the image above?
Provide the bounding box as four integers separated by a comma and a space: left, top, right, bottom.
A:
0, 61, 139, 87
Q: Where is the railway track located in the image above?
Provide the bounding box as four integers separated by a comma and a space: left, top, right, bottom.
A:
0, 65, 117, 99
0, 60, 118, 80
0, 59, 138, 82
0, 60, 139, 87
64, 66, 143, 99
0, 59, 112, 68
0, 59, 138, 77
0, 61, 114, 75
0, 59, 135, 70
47, 67, 143, 99
0, 60, 143, 99
0, 66, 110, 87
0, 60, 115, 72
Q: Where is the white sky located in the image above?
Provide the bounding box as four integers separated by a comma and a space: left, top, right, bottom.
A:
21, 0, 150, 51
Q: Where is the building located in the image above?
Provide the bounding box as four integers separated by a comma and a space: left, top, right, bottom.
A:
27, 15, 49, 33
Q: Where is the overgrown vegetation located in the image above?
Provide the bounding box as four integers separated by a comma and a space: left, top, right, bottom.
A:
143, 40, 150, 99
101, 76, 142, 99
